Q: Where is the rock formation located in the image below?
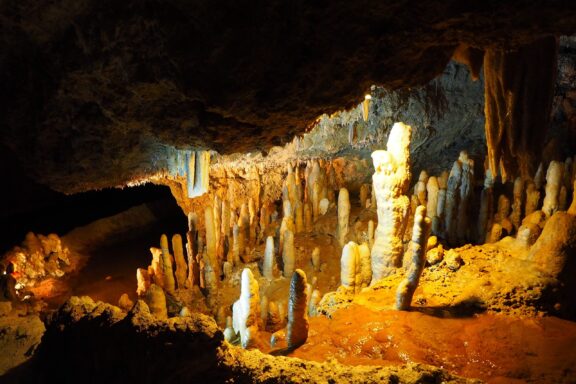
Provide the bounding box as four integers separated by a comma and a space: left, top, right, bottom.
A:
371, 122, 412, 282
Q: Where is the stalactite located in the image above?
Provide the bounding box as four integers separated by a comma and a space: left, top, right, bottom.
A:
483, 37, 558, 180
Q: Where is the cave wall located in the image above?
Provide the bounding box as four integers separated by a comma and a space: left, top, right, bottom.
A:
2, 1, 576, 195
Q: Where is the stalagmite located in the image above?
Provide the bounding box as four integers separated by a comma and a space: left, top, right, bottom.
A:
311, 247, 321, 272
396, 206, 432, 310
204, 206, 219, 274
308, 289, 321, 317
340, 242, 360, 293
232, 223, 241, 266
456, 153, 474, 243
510, 177, 525, 231
213, 196, 222, 247
287, 269, 309, 348
445, 158, 462, 244
312, 182, 321, 221
362, 94, 371, 121
145, 284, 168, 320
295, 201, 304, 233
232, 268, 261, 349
319, 198, 330, 215
263, 236, 276, 280
223, 261, 232, 281
487, 223, 503, 243
495, 195, 512, 225
171, 234, 187, 289
282, 230, 295, 277
368, 220, 375, 248
223, 316, 236, 342
525, 181, 541, 217
279, 216, 295, 256
136, 268, 150, 297
221, 200, 230, 238
337, 188, 351, 246
160, 242, 175, 295
559, 186, 568, 211
426, 176, 439, 220
259, 203, 270, 239
371, 122, 412, 282
477, 169, 495, 243
414, 170, 428, 206
534, 163, 545, 190
358, 242, 372, 289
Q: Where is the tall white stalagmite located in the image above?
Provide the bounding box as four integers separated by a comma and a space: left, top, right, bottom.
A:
232, 268, 261, 349
337, 188, 351, 246
263, 236, 276, 280
542, 161, 564, 217
287, 269, 309, 348
371, 122, 412, 282
395, 205, 432, 310
456, 152, 474, 243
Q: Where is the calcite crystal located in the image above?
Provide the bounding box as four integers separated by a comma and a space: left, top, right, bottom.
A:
371, 122, 412, 282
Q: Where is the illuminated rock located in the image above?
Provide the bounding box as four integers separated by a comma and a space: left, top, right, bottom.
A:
145, 284, 167, 320
136, 268, 150, 297
118, 293, 134, 312
360, 184, 370, 208
368, 220, 375, 248
456, 152, 474, 243
304, 203, 313, 232
371, 122, 412, 282
445, 157, 462, 244
308, 289, 322, 317
396, 205, 431, 310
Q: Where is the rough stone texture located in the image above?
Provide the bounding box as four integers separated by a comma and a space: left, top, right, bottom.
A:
2, 2, 576, 193
2, 296, 478, 383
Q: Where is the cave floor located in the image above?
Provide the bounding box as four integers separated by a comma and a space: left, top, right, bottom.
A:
290, 305, 576, 383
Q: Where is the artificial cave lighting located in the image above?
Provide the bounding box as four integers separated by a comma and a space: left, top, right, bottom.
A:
1, 8, 576, 384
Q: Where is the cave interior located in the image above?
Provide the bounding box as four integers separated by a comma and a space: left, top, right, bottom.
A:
1, 2, 576, 383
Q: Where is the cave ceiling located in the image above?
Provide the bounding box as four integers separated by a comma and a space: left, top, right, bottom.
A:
1, 0, 576, 192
